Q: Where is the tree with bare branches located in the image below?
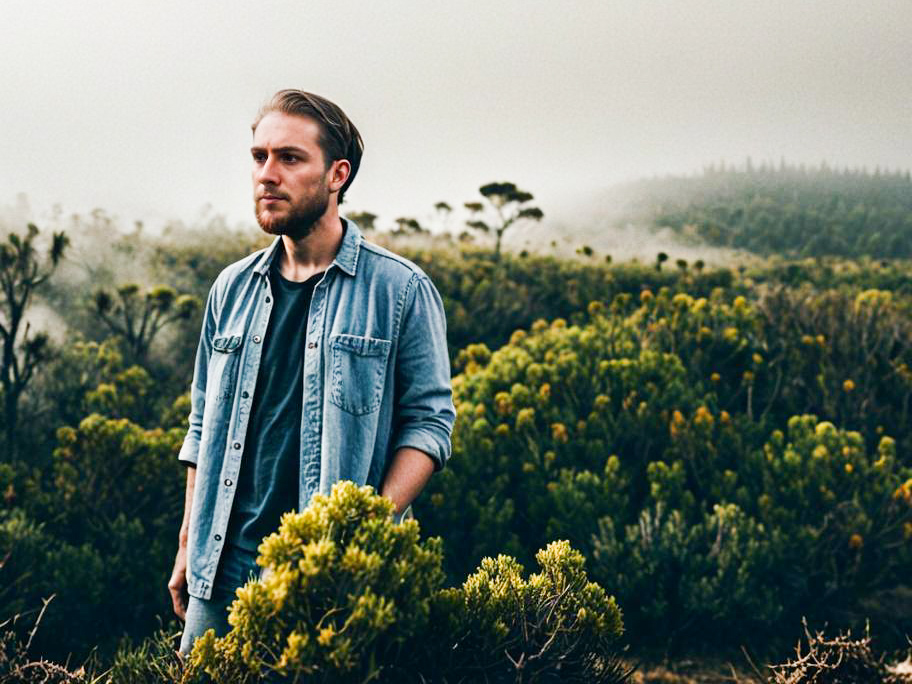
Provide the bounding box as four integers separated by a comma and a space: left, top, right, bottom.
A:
0, 223, 68, 460
92, 283, 200, 364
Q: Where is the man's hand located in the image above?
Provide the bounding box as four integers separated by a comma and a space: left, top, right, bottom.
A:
168, 545, 189, 621
170, 465, 196, 621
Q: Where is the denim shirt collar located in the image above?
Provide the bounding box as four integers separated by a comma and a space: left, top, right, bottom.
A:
252, 217, 362, 278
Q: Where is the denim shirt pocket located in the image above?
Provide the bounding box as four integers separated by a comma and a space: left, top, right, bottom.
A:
209, 334, 243, 405
329, 333, 392, 415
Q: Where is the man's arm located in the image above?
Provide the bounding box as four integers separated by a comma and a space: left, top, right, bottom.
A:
168, 280, 220, 617
168, 465, 196, 620
380, 446, 436, 514
178, 280, 220, 467
383, 273, 456, 508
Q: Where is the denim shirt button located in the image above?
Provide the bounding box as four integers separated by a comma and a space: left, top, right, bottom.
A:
253, 335, 262, 343
233, 442, 241, 450
265, 297, 271, 303
224, 478, 233, 487
242, 391, 249, 398
214, 534, 222, 541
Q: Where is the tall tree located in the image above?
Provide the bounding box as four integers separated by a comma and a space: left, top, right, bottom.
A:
464, 181, 543, 260
0, 223, 68, 460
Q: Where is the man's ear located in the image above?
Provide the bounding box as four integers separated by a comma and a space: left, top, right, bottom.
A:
328, 159, 351, 194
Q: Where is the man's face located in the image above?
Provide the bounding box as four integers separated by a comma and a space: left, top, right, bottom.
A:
251, 112, 338, 239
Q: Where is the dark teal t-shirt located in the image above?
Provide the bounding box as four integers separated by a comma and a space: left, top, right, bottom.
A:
226, 262, 323, 552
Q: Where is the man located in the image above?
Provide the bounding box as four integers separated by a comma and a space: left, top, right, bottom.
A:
168, 90, 455, 654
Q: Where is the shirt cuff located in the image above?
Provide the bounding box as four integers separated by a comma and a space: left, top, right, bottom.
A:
178, 438, 199, 466
392, 426, 451, 471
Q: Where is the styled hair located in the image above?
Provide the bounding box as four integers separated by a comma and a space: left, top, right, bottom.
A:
252, 90, 364, 204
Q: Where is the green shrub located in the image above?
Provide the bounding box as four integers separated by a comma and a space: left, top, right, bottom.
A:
417, 295, 912, 650
396, 245, 732, 364
183, 482, 626, 684
103, 628, 184, 684
0, 509, 104, 660
183, 481, 446, 683
2, 413, 185, 660
430, 540, 627, 683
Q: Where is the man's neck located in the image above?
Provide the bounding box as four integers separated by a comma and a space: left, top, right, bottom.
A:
277, 213, 344, 282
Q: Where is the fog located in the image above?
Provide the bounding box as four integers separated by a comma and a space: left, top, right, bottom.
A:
1, 0, 909, 236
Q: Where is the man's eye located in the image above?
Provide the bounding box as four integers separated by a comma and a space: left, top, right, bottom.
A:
280, 154, 299, 163
252, 152, 267, 163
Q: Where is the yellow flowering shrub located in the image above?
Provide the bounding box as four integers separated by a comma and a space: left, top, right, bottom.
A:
182, 483, 625, 684
183, 482, 444, 683
418, 288, 912, 649
431, 541, 626, 683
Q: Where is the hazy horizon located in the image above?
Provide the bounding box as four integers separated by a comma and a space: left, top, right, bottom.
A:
2, 0, 909, 234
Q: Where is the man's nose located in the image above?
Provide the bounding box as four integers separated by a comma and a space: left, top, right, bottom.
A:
255, 155, 280, 185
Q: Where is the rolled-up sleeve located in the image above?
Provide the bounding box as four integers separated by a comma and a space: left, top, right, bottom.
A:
391, 274, 456, 470
178, 283, 218, 467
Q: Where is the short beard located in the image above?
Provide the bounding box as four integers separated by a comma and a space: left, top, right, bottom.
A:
255, 189, 330, 241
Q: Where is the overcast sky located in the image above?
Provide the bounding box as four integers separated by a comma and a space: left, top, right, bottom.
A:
1, 0, 909, 233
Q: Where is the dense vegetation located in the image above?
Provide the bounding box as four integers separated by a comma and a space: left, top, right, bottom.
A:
2, 169, 912, 680
616, 163, 912, 258
416, 289, 912, 652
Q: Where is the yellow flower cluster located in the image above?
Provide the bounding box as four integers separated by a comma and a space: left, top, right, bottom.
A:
551, 422, 569, 443
515, 407, 536, 431
694, 406, 714, 429
854, 288, 892, 314
669, 410, 687, 439
538, 383, 551, 402
509, 329, 527, 345
893, 478, 912, 505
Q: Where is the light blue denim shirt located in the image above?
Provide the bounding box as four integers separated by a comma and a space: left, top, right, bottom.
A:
178, 218, 455, 600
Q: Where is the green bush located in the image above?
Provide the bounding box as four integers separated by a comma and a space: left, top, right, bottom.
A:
183, 481, 447, 683
183, 482, 626, 684
1, 412, 185, 660
416, 295, 912, 650
103, 628, 184, 684
0, 509, 104, 660
396, 244, 732, 364
430, 541, 627, 683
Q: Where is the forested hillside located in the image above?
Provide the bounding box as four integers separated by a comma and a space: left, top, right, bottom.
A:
611, 163, 912, 258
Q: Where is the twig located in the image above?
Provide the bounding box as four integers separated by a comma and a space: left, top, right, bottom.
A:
24, 593, 55, 653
